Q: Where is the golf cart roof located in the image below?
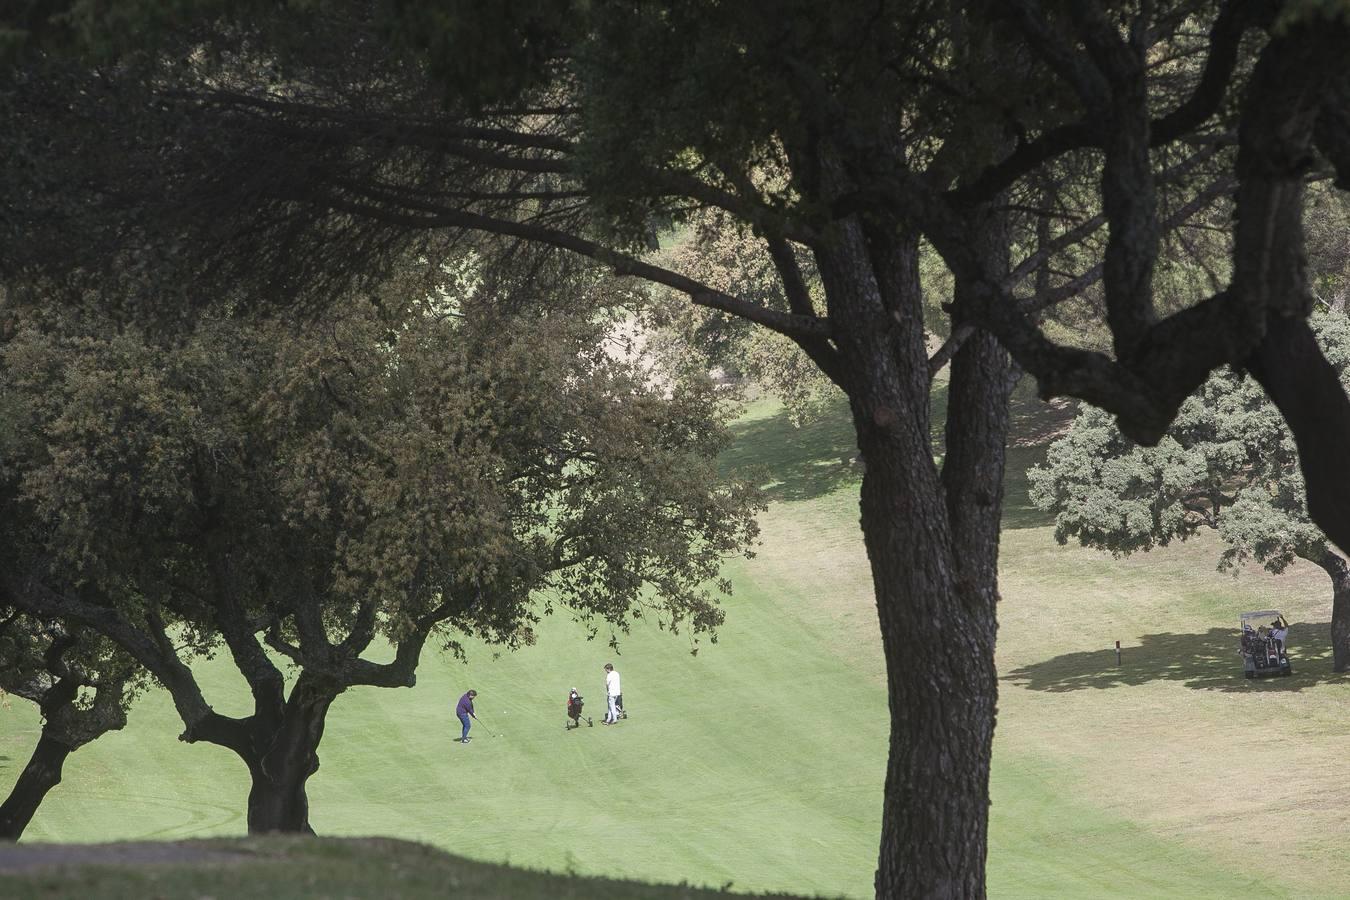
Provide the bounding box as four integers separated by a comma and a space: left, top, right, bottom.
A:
1240, 610, 1283, 622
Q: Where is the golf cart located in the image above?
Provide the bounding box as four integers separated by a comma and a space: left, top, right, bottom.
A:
1239, 609, 1292, 679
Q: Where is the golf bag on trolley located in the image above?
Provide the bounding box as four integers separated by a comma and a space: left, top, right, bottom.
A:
566, 689, 593, 729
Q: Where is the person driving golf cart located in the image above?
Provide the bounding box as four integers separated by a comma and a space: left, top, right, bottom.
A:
1269, 615, 1289, 652
1239, 609, 1292, 679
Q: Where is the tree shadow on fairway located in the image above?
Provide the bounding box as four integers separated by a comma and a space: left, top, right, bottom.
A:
721, 399, 862, 502
1004, 621, 1347, 693
718, 374, 1071, 514
722, 382, 961, 503
1001, 387, 1076, 531
1002, 444, 1055, 530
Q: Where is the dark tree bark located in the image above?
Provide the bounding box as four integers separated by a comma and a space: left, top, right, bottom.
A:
1312, 550, 1350, 673
812, 182, 1013, 895
5, 566, 441, 836
0, 605, 134, 842
840, 255, 983, 898
0, 734, 74, 841
1246, 316, 1350, 571
14, 5, 1349, 894
242, 675, 337, 834
0, 675, 79, 841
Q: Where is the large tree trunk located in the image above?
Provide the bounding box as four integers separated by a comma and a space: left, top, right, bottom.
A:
0, 734, 73, 841
817, 206, 1007, 897
1314, 550, 1350, 673
243, 676, 336, 834
858, 429, 999, 900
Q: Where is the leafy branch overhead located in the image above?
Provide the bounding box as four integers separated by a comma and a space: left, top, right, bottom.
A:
5, 4, 1349, 424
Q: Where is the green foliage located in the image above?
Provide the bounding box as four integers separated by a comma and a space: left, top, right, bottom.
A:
1, 393, 1329, 897
1030, 312, 1350, 574
644, 217, 955, 423
1029, 408, 1199, 553
0, 0, 242, 60
1306, 182, 1350, 310
564, 2, 954, 243
0, 270, 761, 660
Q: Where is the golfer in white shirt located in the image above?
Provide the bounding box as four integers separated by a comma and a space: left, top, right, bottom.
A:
603, 663, 622, 724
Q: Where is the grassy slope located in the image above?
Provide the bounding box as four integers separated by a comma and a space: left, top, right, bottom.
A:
5, 388, 1350, 898
3, 570, 884, 897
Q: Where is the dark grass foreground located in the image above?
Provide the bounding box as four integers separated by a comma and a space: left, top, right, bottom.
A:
0, 836, 828, 900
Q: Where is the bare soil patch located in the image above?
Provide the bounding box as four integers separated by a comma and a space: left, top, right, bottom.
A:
0, 840, 259, 872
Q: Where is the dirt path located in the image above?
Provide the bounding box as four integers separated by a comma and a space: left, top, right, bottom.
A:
0, 840, 256, 872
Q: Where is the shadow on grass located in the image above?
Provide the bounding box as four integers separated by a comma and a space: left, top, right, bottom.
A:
1003, 444, 1055, 530
1004, 621, 1347, 693
1001, 385, 1076, 531
721, 399, 861, 503
718, 375, 1073, 518
0, 835, 826, 900
722, 381, 961, 504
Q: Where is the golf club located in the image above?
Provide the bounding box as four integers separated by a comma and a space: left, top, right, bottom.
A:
472, 714, 498, 737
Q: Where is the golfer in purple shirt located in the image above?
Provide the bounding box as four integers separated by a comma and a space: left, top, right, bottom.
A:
455, 690, 477, 743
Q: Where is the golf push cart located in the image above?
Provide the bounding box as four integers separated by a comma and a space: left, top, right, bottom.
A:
1239, 609, 1292, 679
565, 688, 593, 729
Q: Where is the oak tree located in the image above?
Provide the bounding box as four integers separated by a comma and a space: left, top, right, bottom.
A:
0, 280, 759, 833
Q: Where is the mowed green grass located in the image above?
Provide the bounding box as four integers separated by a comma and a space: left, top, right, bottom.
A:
5, 388, 1350, 898
2, 559, 885, 897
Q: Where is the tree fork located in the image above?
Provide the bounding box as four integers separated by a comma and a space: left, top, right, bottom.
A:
812, 201, 998, 895
244, 676, 338, 834
0, 672, 81, 842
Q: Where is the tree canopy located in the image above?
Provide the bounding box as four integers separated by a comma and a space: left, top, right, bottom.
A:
0, 272, 760, 832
